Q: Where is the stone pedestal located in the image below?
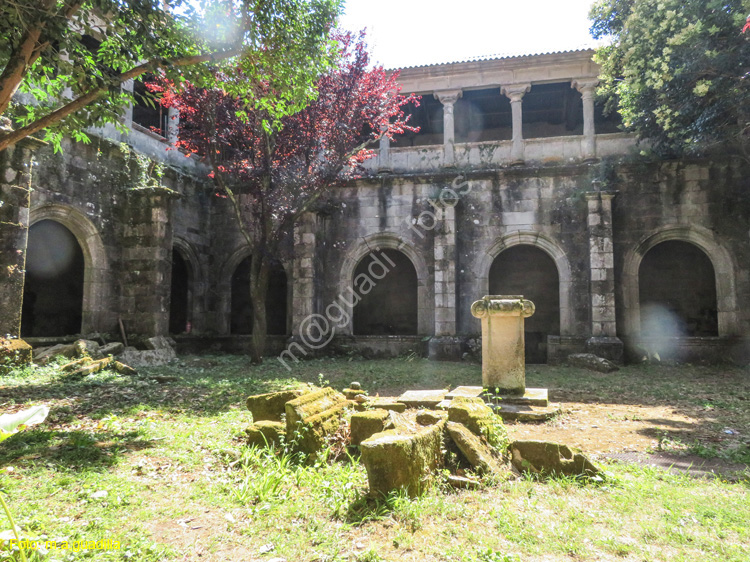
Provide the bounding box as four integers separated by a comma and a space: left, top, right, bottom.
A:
471, 295, 534, 394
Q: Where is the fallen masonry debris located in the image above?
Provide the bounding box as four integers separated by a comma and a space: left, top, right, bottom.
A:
244, 380, 600, 496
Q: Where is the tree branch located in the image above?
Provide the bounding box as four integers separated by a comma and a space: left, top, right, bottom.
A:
0, 47, 242, 152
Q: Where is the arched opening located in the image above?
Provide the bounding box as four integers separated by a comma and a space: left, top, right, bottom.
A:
22, 220, 85, 337
488, 245, 560, 363
230, 257, 288, 335
169, 250, 190, 334
353, 249, 418, 335
638, 241, 718, 337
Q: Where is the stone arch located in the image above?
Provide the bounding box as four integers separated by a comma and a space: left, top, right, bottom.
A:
219, 246, 291, 335
27, 203, 111, 334
477, 231, 573, 336
338, 234, 432, 335
170, 238, 203, 334
622, 225, 739, 337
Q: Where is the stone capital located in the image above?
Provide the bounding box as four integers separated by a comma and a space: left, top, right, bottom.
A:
501, 83, 531, 102
434, 89, 463, 106
572, 79, 599, 96
584, 190, 618, 202
471, 295, 535, 319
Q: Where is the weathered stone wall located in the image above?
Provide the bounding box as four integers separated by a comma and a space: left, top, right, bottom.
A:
611, 158, 750, 361
6, 134, 212, 340
4, 118, 749, 364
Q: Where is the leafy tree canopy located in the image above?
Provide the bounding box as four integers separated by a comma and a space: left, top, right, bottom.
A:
590, 0, 750, 160
158, 31, 416, 362
0, 0, 342, 152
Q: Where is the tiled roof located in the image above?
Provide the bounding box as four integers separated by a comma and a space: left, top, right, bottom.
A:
387, 47, 596, 71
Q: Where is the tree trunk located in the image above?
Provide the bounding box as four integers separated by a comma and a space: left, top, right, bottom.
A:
249, 253, 271, 364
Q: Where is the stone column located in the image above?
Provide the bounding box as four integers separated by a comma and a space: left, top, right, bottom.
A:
573, 79, 599, 161
502, 84, 531, 165
585, 190, 623, 362
377, 126, 391, 173
120, 189, 175, 337
0, 121, 46, 338
435, 90, 462, 168
471, 295, 535, 394
428, 201, 459, 359
291, 212, 316, 335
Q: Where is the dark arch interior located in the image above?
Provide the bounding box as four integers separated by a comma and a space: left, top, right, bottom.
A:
22, 220, 85, 337
169, 250, 190, 334
639, 240, 718, 337
231, 257, 288, 335
353, 249, 418, 335
488, 245, 560, 363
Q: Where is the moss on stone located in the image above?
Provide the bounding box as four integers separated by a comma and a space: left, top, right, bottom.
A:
246, 389, 308, 422
360, 418, 446, 497
285, 387, 347, 430
446, 422, 505, 475
0, 338, 32, 375
416, 410, 448, 426
351, 410, 390, 446
246, 420, 285, 448
509, 440, 601, 478
291, 402, 348, 457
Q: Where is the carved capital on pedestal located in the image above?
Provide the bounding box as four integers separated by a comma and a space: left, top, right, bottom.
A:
501, 83, 531, 103
471, 295, 535, 319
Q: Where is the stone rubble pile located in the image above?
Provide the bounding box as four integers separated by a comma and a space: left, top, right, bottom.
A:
245, 382, 602, 497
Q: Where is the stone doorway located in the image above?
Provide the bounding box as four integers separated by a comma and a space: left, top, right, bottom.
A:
353, 249, 418, 335
169, 249, 191, 334
488, 245, 560, 363
21, 220, 84, 337
230, 257, 288, 335
638, 240, 718, 337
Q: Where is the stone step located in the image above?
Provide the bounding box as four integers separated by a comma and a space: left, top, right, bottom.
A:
490, 403, 561, 422
445, 386, 550, 407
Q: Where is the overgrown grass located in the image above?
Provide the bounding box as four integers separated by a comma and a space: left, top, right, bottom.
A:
0, 356, 747, 561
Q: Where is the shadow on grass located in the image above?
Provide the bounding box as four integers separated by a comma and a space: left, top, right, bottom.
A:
0, 428, 154, 471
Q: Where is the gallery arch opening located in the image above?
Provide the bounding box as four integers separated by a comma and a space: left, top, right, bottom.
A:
230, 257, 288, 335
638, 240, 718, 337
352, 249, 418, 335
169, 249, 191, 334
489, 245, 560, 363
21, 220, 85, 337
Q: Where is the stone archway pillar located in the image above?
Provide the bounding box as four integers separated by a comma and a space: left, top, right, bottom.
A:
585, 190, 623, 362
0, 121, 46, 338
120, 188, 175, 337
291, 212, 317, 335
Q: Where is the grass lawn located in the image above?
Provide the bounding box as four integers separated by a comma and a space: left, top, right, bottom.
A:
0, 355, 748, 561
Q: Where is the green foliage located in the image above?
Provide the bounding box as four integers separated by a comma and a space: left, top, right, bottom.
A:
0, 0, 342, 151
590, 0, 750, 159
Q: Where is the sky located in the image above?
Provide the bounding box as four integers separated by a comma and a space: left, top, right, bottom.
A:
338, 0, 601, 69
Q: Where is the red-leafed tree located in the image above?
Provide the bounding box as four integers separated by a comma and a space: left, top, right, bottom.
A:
157, 31, 417, 362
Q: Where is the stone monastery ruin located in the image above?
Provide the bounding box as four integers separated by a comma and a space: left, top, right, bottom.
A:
2, 48, 749, 364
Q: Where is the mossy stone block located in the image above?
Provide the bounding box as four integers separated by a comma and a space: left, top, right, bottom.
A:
446, 422, 504, 475
285, 387, 347, 431
351, 410, 391, 446
416, 410, 448, 426
509, 440, 601, 478
292, 402, 349, 457
448, 396, 496, 436
360, 419, 446, 497
246, 389, 308, 422
0, 338, 32, 374
246, 420, 285, 448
